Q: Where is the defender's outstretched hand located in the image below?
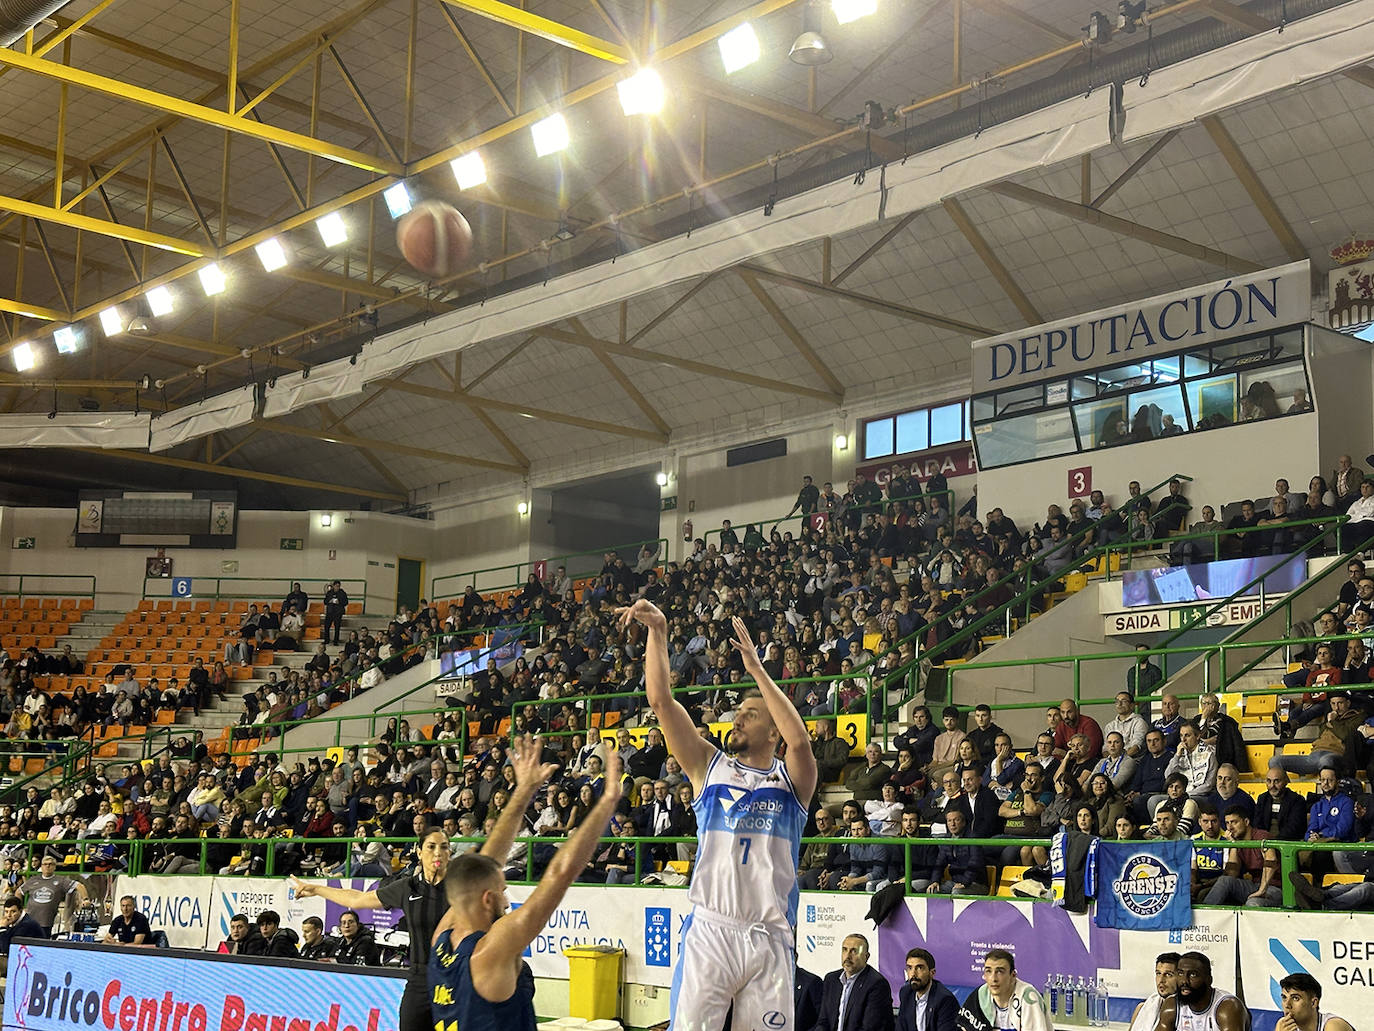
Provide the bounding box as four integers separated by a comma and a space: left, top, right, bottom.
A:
509, 732, 560, 792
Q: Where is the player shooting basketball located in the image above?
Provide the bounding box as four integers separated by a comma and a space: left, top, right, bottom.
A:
617, 601, 817, 1031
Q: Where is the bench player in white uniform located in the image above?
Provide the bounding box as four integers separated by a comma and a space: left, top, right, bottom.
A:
1276, 973, 1353, 1031
1153, 953, 1250, 1031
1129, 952, 1179, 1031
618, 603, 817, 1031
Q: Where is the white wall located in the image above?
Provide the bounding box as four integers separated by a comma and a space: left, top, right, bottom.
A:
427, 496, 531, 599
976, 412, 1320, 532
0, 507, 458, 616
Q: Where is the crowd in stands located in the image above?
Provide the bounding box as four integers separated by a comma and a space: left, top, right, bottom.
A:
0, 461, 1371, 931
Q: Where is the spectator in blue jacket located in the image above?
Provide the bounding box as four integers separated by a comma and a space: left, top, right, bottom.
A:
1306, 766, 1355, 843
916, 808, 988, 895
1126, 729, 1172, 823
838, 816, 901, 892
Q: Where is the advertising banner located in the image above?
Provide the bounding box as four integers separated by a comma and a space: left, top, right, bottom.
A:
505, 883, 693, 988
1093, 841, 1193, 931
7, 940, 405, 1031
204, 877, 325, 947
1237, 910, 1374, 1029
876, 896, 1235, 1015
115, 876, 215, 950
797, 893, 878, 979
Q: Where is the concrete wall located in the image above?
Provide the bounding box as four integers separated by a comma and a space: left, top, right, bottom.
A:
976, 411, 1320, 532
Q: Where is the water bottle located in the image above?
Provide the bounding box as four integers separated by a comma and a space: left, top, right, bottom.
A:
1045, 974, 1058, 1019
1063, 976, 1076, 1024
1098, 981, 1111, 1026
1086, 979, 1098, 1027
1074, 977, 1088, 1027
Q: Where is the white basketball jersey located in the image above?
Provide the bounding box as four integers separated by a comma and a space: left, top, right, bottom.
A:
688, 750, 807, 929
1177, 989, 1249, 1031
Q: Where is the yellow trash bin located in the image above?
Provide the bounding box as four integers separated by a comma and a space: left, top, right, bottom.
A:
563, 945, 623, 1020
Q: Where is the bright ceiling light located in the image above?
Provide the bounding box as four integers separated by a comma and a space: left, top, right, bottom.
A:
316, 211, 348, 247
655, 471, 669, 487
383, 182, 413, 218
531, 113, 570, 157
832, 0, 877, 23
618, 68, 666, 115
53, 327, 78, 355
255, 238, 288, 272
718, 22, 761, 73
517, 501, 529, 515
834, 433, 849, 451
13, 342, 35, 372
197, 264, 227, 297
450, 152, 487, 190
99, 307, 123, 336
146, 285, 174, 316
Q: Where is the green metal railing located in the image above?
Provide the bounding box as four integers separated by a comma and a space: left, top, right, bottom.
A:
862, 473, 1192, 684
699, 488, 956, 551
140, 576, 368, 604
1094, 513, 1349, 582
431, 537, 668, 601
0, 575, 97, 601
876, 492, 1344, 726
36, 832, 1358, 909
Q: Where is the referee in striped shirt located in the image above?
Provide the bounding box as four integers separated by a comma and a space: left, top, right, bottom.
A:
295, 827, 452, 1031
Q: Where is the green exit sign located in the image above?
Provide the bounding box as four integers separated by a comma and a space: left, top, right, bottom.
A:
280, 538, 304, 551
661, 496, 678, 511
11, 537, 34, 550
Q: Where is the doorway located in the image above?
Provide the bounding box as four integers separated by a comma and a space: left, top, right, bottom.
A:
396, 557, 424, 614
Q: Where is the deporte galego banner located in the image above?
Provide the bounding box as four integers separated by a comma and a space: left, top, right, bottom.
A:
5, 940, 406, 1031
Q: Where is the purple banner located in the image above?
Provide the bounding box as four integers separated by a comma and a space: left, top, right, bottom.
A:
323, 878, 397, 934
876, 897, 1121, 1004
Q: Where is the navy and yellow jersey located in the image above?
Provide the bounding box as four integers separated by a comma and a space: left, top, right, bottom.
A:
428, 928, 536, 1031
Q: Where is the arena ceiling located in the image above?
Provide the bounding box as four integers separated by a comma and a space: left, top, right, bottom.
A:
0, 0, 1367, 509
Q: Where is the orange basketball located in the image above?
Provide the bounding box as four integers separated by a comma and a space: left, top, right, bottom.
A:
396, 201, 473, 279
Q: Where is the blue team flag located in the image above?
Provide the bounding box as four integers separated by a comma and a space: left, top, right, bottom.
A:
1093, 840, 1193, 931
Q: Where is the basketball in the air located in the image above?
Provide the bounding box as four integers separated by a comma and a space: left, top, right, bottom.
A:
396, 201, 473, 279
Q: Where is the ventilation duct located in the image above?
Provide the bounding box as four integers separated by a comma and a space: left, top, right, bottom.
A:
0, 0, 71, 48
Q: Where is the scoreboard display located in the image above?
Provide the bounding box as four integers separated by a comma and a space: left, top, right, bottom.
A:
76, 490, 238, 549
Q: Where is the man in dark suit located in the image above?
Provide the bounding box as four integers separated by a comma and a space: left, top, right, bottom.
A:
813, 933, 894, 1031
897, 948, 958, 1031
955, 766, 1004, 864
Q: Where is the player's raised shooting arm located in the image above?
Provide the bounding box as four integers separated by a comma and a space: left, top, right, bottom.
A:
617, 601, 714, 785
732, 616, 817, 805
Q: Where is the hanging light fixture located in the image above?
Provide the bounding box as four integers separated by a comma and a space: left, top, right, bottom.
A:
790, 0, 833, 65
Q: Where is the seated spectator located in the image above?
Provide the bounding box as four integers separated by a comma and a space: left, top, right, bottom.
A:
926, 706, 966, 782
811, 719, 850, 784
1165, 721, 1217, 799
986, 734, 1024, 801
1094, 732, 1137, 791
1270, 692, 1365, 776
865, 784, 905, 836
1201, 806, 1281, 907
1151, 774, 1200, 837
998, 763, 1053, 867
837, 814, 900, 892
964, 704, 1004, 762
1152, 694, 1184, 751
103, 894, 151, 945
848, 743, 892, 803
1253, 767, 1309, 841
299, 916, 338, 961
1053, 699, 1103, 762
332, 910, 379, 966
1105, 691, 1149, 756
1204, 764, 1254, 824
914, 808, 988, 895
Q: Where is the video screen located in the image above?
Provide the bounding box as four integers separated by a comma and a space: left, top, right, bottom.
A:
1121, 553, 1305, 607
